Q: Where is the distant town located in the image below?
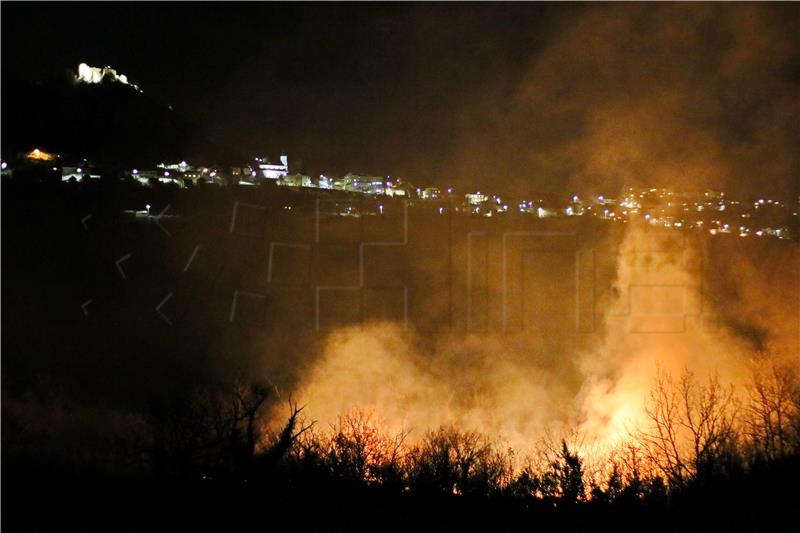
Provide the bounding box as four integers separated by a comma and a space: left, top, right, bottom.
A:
3, 144, 797, 242
1, 63, 796, 241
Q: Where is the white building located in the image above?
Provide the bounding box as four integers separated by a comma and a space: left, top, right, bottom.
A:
332, 173, 386, 194
256, 155, 289, 179
75, 63, 142, 92
278, 174, 313, 188
62, 166, 100, 182
465, 192, 488, 205
421, 187, 441, 200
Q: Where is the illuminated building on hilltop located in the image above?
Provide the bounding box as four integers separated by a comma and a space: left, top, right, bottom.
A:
384, 178, 412, 197
278, 174, 313, 188
75, 63, 142, 92
25, 148, 57, 161
421, 187, 441, 200
148, 161, 224, 187
61, 166, 101, 182
465, 192, 488, 205
230, 156, 288, 185
256, 155, 289, 179
332, 173, 385, 194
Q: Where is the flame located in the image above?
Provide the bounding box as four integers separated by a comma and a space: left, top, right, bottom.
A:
277, 190, 798, 469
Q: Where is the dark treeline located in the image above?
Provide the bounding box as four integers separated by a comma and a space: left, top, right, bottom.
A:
4, 365, 800, 532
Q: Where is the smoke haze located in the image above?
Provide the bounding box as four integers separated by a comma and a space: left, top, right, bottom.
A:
450, 3, 800, 200
287, 221, 798, 455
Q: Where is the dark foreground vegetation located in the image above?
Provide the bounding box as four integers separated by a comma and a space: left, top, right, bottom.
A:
4, 364, 800, 532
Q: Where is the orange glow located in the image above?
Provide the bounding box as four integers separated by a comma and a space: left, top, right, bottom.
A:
26, 148, 56, 161
274, 220, 798, 468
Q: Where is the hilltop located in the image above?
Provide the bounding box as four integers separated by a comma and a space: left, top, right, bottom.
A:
1, 65, 243, 168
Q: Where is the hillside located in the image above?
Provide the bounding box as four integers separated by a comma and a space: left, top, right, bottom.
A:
1, 67, 243, 167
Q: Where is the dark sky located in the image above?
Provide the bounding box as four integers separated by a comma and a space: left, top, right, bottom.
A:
3, 2, 799, 199
2, 3, 562, 182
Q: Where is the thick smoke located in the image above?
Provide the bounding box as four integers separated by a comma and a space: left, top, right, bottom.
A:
450, 3, 800, 201
287, 224, 797, 454
291, 324, 577, 451
282, 3, 800, 454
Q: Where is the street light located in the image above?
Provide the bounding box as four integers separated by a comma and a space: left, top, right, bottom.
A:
146, 204, 151, 216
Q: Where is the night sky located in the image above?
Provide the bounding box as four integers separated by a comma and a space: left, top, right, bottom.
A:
3, 6, 800, 530
3, 2, 799, 199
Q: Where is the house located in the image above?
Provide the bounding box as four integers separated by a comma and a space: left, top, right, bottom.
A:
256, 155, 289, 179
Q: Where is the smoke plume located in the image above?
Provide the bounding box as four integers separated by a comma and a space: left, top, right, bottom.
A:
450, 3, 800, 201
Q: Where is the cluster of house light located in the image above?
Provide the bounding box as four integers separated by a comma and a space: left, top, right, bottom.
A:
4, 146, 795, 241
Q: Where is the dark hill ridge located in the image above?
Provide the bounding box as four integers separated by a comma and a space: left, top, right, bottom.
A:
1, 68, 244, 168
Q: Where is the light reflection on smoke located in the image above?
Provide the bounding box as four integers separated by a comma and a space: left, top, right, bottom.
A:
285, 222, 798, 459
